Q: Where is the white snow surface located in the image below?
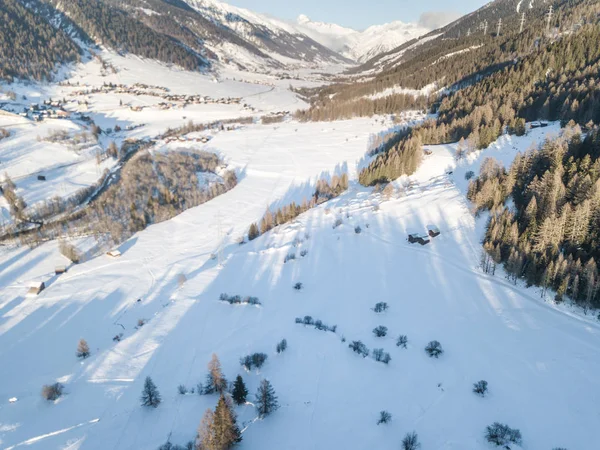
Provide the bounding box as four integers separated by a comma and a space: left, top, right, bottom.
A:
367, 82, 439, 100
0, 108, 599, 450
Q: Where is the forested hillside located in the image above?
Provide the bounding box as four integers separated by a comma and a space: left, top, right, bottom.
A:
469, 126, 600, 310
0, 0, 80, 81
346, 0, 600, 312
0, 0, 349, 83
41, 0, 207, 71
359, 20, 600, 185
300, 0, 600, 121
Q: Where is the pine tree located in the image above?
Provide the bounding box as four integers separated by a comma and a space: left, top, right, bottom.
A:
232, 375, 248, 405
140, 376, 161, 408
76, 338, 90, 359
213, 395, 242, 448
255, 379, 278, 417
206, 354, 227, 394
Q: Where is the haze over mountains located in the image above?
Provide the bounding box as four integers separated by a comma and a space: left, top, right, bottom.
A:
293, 14, 431, 62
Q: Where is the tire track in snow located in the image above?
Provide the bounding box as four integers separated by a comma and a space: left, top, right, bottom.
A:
363, 228, 600, 334
4, 418, 100, 449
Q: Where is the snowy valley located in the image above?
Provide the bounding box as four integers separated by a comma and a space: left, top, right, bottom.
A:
1, 0, 600, 449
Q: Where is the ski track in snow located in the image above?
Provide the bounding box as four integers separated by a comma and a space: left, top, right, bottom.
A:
4, 418, 100, 449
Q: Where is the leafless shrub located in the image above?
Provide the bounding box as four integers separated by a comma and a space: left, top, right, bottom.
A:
59, 241, 80, 263
41, 382, 64, 401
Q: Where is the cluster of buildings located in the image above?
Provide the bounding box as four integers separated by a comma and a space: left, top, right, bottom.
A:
164, 135, 212, 144
70, 83, 245, 108
408, 226, 441, 246
19, 100, 70, 122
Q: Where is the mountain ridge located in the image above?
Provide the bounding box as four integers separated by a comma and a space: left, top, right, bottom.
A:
292, 14, 431, 62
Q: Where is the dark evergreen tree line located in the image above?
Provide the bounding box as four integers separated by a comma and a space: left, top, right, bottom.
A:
0, 0, 80, 81
295, 92, 427, 122
40, 0, 205, 71
360, 19, 600, 186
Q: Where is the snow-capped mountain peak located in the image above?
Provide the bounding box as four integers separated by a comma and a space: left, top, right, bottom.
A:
292, 15, 430, 63
178, 0, 348, 68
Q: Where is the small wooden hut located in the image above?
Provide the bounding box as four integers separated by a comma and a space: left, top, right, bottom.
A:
28, 281, 45, 296
106, 249, 122, 258
428, 226, 441, 238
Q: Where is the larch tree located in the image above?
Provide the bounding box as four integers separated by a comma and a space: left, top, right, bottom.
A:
196, 408, 216, 450
206, 353, 227, 394
248, 223, 259, 241
213, 395, 242, 448
76, 338, 90, 359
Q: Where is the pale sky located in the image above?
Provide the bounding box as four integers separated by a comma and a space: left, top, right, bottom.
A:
225, 0, 491, 30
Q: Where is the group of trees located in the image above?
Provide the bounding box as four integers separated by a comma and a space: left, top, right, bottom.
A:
295, 316, 337, 333
219, 293, 261, 306
1, 174, 27, 222
197, 396, 242, 450
239, 352, 268, 371
249, 174, 349, 240
85, 149, 237, 246
359, 14, 600, 186
469, 127, 600, 310
299, 0, 600, 124
162, 117, 253, 140
358, 135, 423, 186
295, 93, 427, 122
42, 0, 205, 71
0, 0, 80, 81
147, 353, 278, 449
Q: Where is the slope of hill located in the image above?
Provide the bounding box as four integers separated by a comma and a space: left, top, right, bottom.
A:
297, 0, 600, 122
294, 15, 430, 62
0, 0, 350, 82
1, 1, 600, 449
0, 0, 81, 81
0, 117, 598, 450
180, 0, 349, 66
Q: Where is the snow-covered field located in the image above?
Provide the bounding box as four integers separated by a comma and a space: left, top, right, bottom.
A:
0, 115, 113, 222
1, 110, 598, 450
0, 50, 326, 224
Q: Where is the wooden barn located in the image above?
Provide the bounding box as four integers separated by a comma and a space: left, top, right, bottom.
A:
530, 121, 549, 129
408, 233, 431, 245
428, 226, 441, 238
106, 249, 122, 258
28, 281, 45, 296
